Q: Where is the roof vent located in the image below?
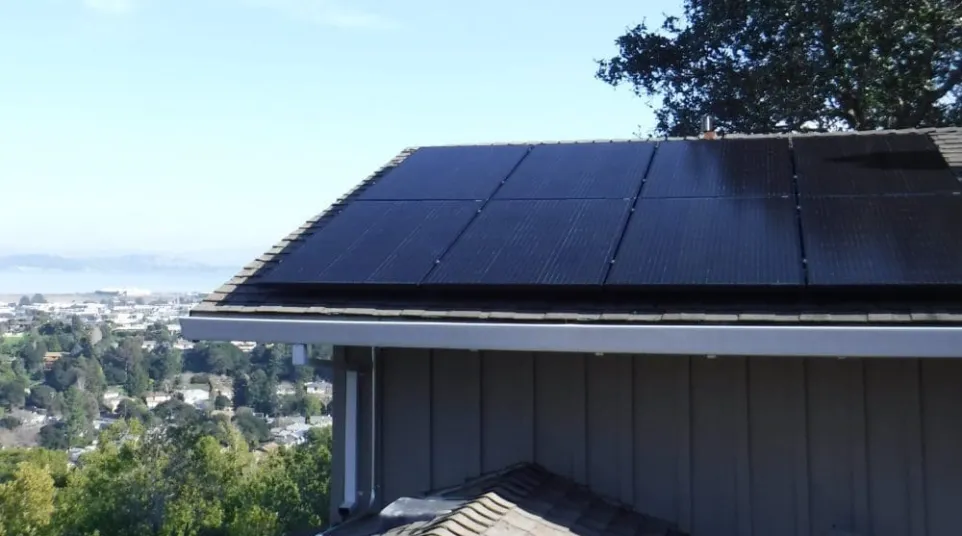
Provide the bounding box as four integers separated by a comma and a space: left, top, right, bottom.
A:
701, 114, 717, 140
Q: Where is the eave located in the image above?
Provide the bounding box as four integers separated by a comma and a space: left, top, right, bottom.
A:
179, 315, 962, 358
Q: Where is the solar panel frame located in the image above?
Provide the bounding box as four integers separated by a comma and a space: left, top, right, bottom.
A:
640, 138, 794, 198
356, 145, 531, 201
492, 142, 655, 200
793, 133, 961, 197
606, 197, 805, 286
424, 198, 633, 286
801, 195, 962, 286
259, 200, 481, 285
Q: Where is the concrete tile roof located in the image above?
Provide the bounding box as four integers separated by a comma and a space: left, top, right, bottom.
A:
326, 464, 686, 536
190, 127, 962, 326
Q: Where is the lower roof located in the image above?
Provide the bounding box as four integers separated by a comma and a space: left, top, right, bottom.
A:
325, 463, 686, 536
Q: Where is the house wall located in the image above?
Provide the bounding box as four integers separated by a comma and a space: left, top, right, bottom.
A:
335, 347, 962, 536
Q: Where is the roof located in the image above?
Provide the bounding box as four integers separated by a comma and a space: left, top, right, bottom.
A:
324, 464, 686, 536
188, 127, 962, 328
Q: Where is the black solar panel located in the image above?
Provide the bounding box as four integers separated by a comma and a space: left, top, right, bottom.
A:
493, 142, 655, 199
641, 138, 793, 198
424, 199, 632, 286
260, 200, 480, 285
793, 133, 960, 197
606, 197, 804, 286
801, 195, 962, 285
357, 145, 530, 201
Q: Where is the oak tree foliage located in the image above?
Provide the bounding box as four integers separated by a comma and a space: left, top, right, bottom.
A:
597, 0, 962, 135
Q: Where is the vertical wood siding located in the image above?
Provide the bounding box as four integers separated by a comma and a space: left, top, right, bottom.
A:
371, 348, 962, 536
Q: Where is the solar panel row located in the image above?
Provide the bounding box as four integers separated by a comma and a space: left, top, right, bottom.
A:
264, 200, 480, 285
607, 197, 804, 286
793, 133, 960, 197
426, 199, 632, 286
262, 134, 962, 289
640, 138, 793, 198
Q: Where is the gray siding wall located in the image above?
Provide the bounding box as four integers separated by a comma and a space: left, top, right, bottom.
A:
343, 348, 962, 536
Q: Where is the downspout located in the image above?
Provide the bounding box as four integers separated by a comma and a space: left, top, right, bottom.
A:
341, 369, 358, 517
307, 344, 376, 524
367, 346, 378, 510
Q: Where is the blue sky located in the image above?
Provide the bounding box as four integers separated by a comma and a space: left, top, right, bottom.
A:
0, 0, 674, 265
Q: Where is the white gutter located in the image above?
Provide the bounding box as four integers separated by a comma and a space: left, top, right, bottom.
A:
180, 315, 962, 358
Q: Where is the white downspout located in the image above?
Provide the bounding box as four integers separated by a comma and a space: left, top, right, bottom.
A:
342, 369, 358, 514
368, 347, 377, 509
292, 344, 307, 365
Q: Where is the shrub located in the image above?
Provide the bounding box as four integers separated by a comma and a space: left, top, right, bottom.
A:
0, 416, 20, 430
190, 373, 210, 385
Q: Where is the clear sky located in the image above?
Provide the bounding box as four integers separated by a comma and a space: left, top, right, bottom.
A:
0, 0, 674, 265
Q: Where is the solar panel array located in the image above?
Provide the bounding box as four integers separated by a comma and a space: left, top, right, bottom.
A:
795, 133, 962, 286
261, 133, 962, 290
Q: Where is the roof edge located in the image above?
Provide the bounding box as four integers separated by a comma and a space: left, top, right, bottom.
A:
201, 146, 422, 306
406, 125, 962, 148
179, 315, 962, 358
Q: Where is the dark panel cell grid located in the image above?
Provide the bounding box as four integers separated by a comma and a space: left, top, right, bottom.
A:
261, 200, 480, 285
606, 197, 804, 286
357, 145, 530, 201
641, 138, 794, 198
494, 142, 656, 200
793, 133, 960, 197
802, 195, 962, 285
425, 199, 632, 286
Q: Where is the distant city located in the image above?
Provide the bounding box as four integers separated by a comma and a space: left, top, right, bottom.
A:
0, 289, 333, 456
0, 289, 201, 335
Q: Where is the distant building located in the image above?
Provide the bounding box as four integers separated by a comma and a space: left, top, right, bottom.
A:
95, 288, 152, 298
175, 388, 210, 409
43, 352, 64, 371
102, 389, 125, 412
143, 393, 171, 409
305, 381, 331, 396
275, 383, 296, 397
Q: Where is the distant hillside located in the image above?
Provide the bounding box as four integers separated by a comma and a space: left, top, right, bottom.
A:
0, 254, 236, 273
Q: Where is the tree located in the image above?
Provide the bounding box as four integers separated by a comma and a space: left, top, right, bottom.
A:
214, 394, 231, 410
0, 377, 27, 409
17, 336, 45, 374
302, 395, 324, 419
147, 345, 182, 383
0, 416, 20, 430
145, 322, 173, 344
82, 357, 108, 402
0, 462, 55, 536
231, 408, 270, 446
0, 448, 68, 485
38, 411, 332, 535
37, 423, 69, 450
26, 385, 59, 413
30, 294, 47, 304
69, 313, 83, 332
153, 399, 200, 426
17, 296, 31, 307
44, 355, 81, 392
125, 360, 150, 399
232, 375, 249, 409
116, 398, 154, 425
597, 0, 962, 136
63, 386, 93, 447
247, 370, 277, 416
184, 342, 248, 375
